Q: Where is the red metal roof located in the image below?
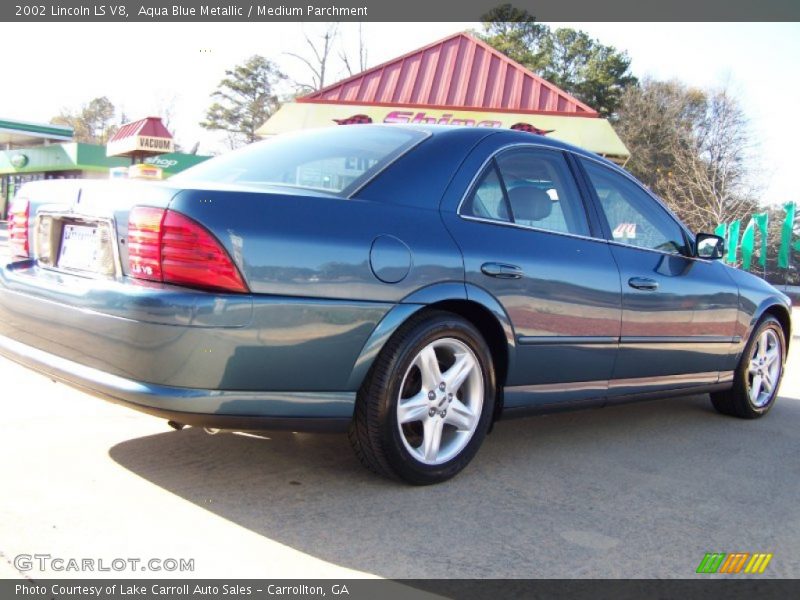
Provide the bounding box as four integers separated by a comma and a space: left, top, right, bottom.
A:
299, 32, 598, 117
109, 117, 173, 143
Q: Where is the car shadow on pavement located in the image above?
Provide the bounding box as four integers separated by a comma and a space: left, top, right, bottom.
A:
109, 392, 800, 578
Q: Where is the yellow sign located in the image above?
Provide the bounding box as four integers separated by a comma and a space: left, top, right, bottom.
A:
258, 102, 630, 161
128, 163, 163, 180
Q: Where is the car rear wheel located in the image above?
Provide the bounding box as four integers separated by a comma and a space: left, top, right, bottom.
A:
348, 310, 495, 484
711, 315, 785, 419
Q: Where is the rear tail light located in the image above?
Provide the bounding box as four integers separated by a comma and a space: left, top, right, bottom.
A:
127, 207, 247, 293
8, 198, 30, 258
127, 207, 164, 281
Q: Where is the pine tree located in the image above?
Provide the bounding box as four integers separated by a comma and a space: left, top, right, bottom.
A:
201, 55, 287, 149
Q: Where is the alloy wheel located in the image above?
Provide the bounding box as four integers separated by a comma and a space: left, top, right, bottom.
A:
747, 328, 782, 408
396, 337, 484, 465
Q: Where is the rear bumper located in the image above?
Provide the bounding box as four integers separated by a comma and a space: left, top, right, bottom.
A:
0, 334, 352, 431
0, 262, 393, 427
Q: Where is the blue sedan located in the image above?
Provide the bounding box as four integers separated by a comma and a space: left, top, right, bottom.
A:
0, 125, 791, 484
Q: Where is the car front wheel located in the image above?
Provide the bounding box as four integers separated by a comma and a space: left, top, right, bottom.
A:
711, 315, 786, 419
348, 310, 495, 484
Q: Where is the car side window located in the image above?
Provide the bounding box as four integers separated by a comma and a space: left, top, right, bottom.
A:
462, 164, 511, 222
462, 148, 590, 237
580, 158, 688, 255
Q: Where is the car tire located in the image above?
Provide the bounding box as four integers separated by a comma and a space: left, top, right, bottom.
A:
348, 310, 495, 485
710, 315, 786, 419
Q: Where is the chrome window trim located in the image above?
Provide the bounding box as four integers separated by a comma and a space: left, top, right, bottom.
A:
456, 143, 567, 213
605, 237, 717, 263
459, 214, 609, 245
456, 142, 599, 239
606, 238, 690, 259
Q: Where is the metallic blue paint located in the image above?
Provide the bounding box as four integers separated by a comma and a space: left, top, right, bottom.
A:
0, 126, 792, 431
2, 262, 253, 328
345, 303, 425, 390
440, 136, 622, 396
401, 282, 468, 304
0, 334, 354, 422
462, 283, 517, 380
168, 188, 464, 304
606, 245, 740, 385
0, 265, 391, 395
369, 235, 412, 283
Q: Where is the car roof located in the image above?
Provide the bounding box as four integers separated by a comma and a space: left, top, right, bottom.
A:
372, 123, 620, 170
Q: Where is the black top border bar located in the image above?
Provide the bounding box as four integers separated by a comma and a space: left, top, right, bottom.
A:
4, 0, 800, 22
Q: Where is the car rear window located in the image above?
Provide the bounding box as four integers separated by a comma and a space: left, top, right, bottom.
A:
173, 126, 428, 196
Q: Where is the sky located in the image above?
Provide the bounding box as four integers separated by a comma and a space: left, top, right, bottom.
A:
1, 21, 798, 205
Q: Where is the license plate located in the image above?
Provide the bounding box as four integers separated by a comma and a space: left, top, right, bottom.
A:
58, 224, 104, 273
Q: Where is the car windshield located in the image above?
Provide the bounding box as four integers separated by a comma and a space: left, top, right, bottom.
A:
173, 126, 428, 196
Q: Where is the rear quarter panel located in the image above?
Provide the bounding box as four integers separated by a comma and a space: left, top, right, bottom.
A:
167, 188, 463, 303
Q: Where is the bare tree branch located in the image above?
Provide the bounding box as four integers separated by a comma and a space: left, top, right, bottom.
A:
339, 23, 368, 76
616, 78, 759, 234
285, 23, 339, 91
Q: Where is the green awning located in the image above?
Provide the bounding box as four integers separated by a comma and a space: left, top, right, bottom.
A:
0, 143, 209, 176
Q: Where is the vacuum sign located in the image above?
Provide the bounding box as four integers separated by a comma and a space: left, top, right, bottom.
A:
107, 135, 174, 156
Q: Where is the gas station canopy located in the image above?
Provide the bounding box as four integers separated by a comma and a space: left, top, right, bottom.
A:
0, 118, 73, 148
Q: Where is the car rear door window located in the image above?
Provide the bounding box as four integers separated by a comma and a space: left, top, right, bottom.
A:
580, 158, 688, 255
462, 148, 590, 237
461, 164, 512, 222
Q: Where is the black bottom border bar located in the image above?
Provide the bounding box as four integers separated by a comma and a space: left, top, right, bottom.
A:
6, 579, 800, 600
408, 579, 800, 599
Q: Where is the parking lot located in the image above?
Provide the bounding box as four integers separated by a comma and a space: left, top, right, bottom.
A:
0, 226, 798, 580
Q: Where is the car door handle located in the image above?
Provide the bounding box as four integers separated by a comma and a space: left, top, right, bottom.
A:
628, 277, 659, 291
481, 262, 523, 279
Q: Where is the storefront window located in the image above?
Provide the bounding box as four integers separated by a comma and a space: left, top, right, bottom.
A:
1, 172, 83, 219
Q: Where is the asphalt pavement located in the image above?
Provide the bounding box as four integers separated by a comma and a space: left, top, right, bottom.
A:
1, 335, 799, 580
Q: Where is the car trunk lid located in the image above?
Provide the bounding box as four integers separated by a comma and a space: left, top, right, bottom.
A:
15, 178, 178, 279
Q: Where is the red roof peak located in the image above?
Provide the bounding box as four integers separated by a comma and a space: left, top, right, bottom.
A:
109, 116, 173, 143
299, 31, 597, 116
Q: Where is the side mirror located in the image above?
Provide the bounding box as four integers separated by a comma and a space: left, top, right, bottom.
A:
695, 233, 725, 260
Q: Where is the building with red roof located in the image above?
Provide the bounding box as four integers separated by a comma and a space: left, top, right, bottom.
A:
258, 32, 629, 162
